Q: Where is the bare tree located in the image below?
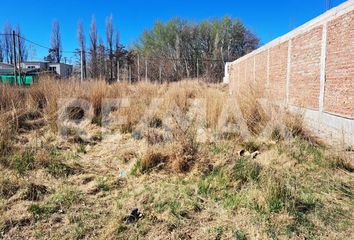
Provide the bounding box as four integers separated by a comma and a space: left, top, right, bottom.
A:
50, 20, 62, 63
0, 37, 3, 63
106, 14, 114, 81
3, 23, 13, 64
98, 38, 106, 79
89, 16, 99, 78
16, 25, 28, 62
77, 21, 87, 79
114, 32, 128, 81
114, 31, 120, 80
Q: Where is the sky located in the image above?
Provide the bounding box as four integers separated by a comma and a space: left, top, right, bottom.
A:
0, 0, 347, 63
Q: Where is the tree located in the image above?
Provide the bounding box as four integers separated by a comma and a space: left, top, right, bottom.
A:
89, 16, 99, 78
136, 17, 259, 82
97, 38, 106, 79
3, 23, 13, 64
106, 14, 114, 81
0, 37, 3, 63
114, 32, 128, 81
50, 20, 62, 63
77, 20, 87, 79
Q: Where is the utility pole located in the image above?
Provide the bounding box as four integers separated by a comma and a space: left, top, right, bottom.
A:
12, 31, 18, 86
80, 49, 84, 83
17, 33, 22, 84
129, 65, 131, 84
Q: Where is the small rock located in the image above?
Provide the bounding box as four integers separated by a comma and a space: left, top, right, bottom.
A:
124, 208, 143, 224
251, 151, 260, 159
118, 169, 126, 178
239, 149, 246, 156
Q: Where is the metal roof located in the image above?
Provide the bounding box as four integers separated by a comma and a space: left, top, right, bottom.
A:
0, 63, 14, 68
0, 68, 39, 75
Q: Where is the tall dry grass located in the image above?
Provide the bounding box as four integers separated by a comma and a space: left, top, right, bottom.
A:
0, 78, 227, 153
0, 76, 319, 161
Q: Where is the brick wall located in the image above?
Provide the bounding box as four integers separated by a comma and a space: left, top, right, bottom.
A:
324, 11, 354, 117
269, 42, 288, 102
226, 1, 354, 146
289, 26, 322, 109
254, 51, 268, 97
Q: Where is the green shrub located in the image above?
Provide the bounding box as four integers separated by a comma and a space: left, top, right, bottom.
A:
11, 149, 36, 174
47, 161, 76, 178
233, 157, 261, 183
234, 229, 247, 240
96, 177, 110, 192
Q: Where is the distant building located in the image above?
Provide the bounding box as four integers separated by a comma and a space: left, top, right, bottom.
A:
21, 61, 73, 78
0, 66, 37, 85
0, 60, 73, 85
0, 63, 13, 69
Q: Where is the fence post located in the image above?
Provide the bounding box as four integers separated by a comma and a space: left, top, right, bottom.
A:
145, 59, 148, 82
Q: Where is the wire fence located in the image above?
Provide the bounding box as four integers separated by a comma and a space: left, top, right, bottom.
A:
85, 57, 226, 83
1, 32, 227, 83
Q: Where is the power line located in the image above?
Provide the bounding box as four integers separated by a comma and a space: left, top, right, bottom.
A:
1, 32, 226, 62
18, 35, 52, 51
1, 32, 79, 54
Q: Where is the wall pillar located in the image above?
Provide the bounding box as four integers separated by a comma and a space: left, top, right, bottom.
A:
319, 23, 328, 112
286, 39, 292, 106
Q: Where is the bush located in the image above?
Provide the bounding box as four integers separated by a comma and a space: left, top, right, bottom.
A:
141, 149, 168, 173
11, 149, 36, 174
233, 157, 261, 183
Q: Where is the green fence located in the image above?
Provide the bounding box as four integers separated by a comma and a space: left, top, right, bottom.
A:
0, 75, 34, 85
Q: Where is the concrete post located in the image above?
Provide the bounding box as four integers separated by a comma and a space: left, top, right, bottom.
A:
319, 23, 328, 112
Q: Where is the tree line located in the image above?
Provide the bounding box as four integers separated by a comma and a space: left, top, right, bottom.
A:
1, 16, 259, 82
135, 17, 259, 82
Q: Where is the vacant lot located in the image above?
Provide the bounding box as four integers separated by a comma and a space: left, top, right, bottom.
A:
0, 79, 353, 239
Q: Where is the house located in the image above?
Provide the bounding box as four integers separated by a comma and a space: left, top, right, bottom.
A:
0, 60, 73, 85
47, 63, 73, 77
0, 63, 14, 69
21, 61, 73, 78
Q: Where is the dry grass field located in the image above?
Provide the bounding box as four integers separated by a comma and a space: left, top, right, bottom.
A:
0, 78, 353, 239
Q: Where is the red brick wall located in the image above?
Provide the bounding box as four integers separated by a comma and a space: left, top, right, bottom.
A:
324, 11, 354, 118
268, 41, 288, 102
245, 57, 254, 84
229, 64, 238, 93
289, 26, 323, 109
228, 6, 353, 119
238, 61, 246, 91
255, 51, 268, 97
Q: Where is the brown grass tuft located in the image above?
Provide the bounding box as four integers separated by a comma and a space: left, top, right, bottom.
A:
141, 147, 169, 173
